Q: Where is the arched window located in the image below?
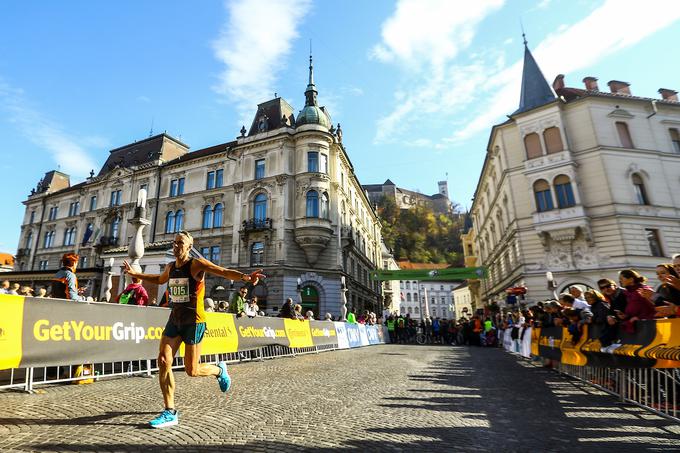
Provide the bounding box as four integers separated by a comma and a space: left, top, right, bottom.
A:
111, 217, 121, 239
165, 211, 175, 234
406, 293, 412, 302
533, 180, 554, 212
25, 231, 32, 249
616, 122, 634, 148
254, 193, 267, 222
202, 205, 213, 229
320, 192, 329, 219
306, 190, 319, 217
213, 203, 223, 228
414, 306, 419, 314
554, 175, 576, 208
524, 133, 542, 159
632, 173, 649, 205
407, 307, 412, 314
251, 241, 264, 266
174, 209, 184, 232
543, 127, 564, 154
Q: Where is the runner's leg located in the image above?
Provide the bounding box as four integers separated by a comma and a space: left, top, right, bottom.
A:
158, 335, 182, 409
184, 342, 221, 377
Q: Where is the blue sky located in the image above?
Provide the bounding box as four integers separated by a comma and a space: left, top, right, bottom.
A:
1, 0, 679, 254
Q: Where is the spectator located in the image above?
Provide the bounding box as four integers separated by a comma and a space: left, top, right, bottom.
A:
245, 298, 259, 318
649, 264, 680, 312
294, 304, 304, 320
346, 309, 356, 324
305, 310, 314, 320
36, 287, 47, 298
8, 283, 20, 295
0, 280, 9, 294
116, 277, 149, 306
52, 253, 84, 301
19, 285, 33, 296
278, 298, 297, 319
324, 313, 333, 321
229, 286, 248, 317
597, 279, 627, 313
584, 289, 610, 343
617, 269, 656, 333
568, 286, 589, 310
204, 298, 215, 312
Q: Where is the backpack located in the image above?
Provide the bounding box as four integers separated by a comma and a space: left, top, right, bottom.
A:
118, 289, 135, 305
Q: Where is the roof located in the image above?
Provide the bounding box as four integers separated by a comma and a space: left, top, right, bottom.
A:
512, 43, 555, 115
165, 141, 235, 166
556, 85, 680, 106
453, 281, 469, 291
397, 261, 451, 270
0, 253, 14, 267
247, 97, 296, 136
99, 133, 189, 176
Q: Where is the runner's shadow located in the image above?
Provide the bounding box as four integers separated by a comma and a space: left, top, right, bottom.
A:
0, 411, 157, 429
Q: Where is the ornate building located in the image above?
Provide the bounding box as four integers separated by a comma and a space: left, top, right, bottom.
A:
363, 179, 454, 215
13, 56, 384, 316
469, 39, 680, 306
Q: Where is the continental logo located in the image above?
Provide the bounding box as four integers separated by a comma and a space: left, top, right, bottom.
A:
643, 344, 680, 361
33, 320, 164, 344
205, 326, 236, 339
311, 327, 336, 338
238, 325, 285, 339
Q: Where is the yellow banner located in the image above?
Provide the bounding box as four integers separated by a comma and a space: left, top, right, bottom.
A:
179, 312, 239, 357
284, 318, 314, 348
0, 295, 25, 369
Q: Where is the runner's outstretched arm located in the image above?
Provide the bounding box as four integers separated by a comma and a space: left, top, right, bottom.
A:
123, 260, 171, 285
192, 258, 264, 285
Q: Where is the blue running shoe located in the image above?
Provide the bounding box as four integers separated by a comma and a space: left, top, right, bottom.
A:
149, 409, 178, 428
217, 361, 231, 392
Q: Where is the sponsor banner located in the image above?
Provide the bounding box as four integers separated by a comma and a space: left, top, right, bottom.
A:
334, 322, 349, 349
531, 319, 680, 368
371, 266, 487, 281
377, 326, 387, 344
309, 321, 337, 347
234, 316, 286, 351
345, 323, 362, 348
366, 326, 380, 345
283, 318, 314, 349
358, 324, 369, 346
0, 295, 25, 369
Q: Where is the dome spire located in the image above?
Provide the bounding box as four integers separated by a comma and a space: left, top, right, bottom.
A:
305, 45, 318, 107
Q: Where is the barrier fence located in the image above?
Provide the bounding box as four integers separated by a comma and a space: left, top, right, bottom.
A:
0, 295, 386, 392
499, 320, 680, 421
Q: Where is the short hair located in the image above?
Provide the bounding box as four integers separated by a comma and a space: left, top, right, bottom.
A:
619, 269, 647, 285
559, 293, 575, 304
61, 253, 79, 268
176, 230, 194, 247
597, 278, 616, 288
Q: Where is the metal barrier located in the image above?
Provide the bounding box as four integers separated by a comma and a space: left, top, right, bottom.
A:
555, 363, 680, 422
0, 343, 338, 393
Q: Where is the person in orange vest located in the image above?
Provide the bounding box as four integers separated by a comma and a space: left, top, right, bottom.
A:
472, 315, 483, 346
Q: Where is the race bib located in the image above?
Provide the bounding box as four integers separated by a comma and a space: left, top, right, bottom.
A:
168, 278, 190, 303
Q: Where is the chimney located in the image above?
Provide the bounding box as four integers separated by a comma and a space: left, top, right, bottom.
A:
608, 80, 631, 95
552, 74, 565, 92
582, 76, 599, 91
658, 88, 679, 102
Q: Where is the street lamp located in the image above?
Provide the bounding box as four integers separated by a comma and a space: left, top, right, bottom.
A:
297, 277, 303, 305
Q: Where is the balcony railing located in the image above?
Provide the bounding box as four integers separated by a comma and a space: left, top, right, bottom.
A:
97, 236, 119, 247
242, 218, 272, 232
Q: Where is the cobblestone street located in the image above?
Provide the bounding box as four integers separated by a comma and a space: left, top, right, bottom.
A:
1, 345, 679, 452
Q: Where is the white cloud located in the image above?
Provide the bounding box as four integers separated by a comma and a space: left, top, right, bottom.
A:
0, 78, 100, 177
451, 0, 680, 143
212, 0, 311, 124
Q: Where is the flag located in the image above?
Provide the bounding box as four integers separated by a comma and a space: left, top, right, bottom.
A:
81, 224, 94, 245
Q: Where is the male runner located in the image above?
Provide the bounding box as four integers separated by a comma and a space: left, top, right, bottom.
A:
123, 230, 263, 428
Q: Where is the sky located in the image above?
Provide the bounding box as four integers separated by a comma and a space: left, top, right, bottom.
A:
1, 0, 680, 254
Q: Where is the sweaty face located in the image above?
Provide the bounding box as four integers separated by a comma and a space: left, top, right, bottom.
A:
173, 235, 192, 260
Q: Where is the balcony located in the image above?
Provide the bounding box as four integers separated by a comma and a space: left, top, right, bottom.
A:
523, 149, 573, 174
241, 218, 273, 232
294, 217, 333, 265
97, 236, 119, 247
15, 248, 31, 257
533, 206, 592, 248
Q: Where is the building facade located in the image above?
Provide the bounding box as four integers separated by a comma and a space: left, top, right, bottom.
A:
363, 179, 454, 215
470, 41, 680, 306
14, 57, 384, 317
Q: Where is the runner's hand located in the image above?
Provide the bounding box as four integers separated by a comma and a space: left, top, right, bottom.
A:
122, 260, 134, 276
246, 269, 266, 286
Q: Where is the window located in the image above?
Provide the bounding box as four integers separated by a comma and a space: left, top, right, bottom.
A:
533, 180, 554, 212
63, 227, 76, 246
319, 153, 328, 174
543, 127, 564, 154
25, 231, 32, 249
646, 229, 663, 257
39, 260, 49, 271
254, 193, 267, 221
524, 133, 542, 159
255, 159, 265, 179
210, 246, 221, 264
554, 175, 576, 208
616, 122, 634, 148
670, 129, 680, 153
306, 190, 319, 217
440, 285, 444, 291
68, 201, 80, 217
43, 231, 55, 248
202, 205, 213, 229
79, 256, 88, 268
29, 210, 35, 224
89, 196, 97, 211
407, 307, 412, 314
109, 190, 122, 206
170, 177, 185, 197
400, 307, 405, 314
48, 206, 58, 221
251, 242, 264, 266
406, 293, 412, 302
206, 171, 215, 190
441, 296, 446, 304
111, 217, 121, 240
414, 307, 419, 314
165, 211, 175, 234
632, 173, 649, 205
213, 203, 223, 228
308, 152, 319, 172
174, 209, 184, 232
406, 281, 411, 289
140, 183, 148, 193
200, 246, 210, 258
320, 192, 329, 219
206, 171, 223, 189
215, 169, 223, 188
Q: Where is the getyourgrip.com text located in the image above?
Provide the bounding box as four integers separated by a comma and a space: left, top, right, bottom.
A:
33, 320, 164, 344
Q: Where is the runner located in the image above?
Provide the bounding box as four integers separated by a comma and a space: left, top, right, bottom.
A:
123, 230, 264, 428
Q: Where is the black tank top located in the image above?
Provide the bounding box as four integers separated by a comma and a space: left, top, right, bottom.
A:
167, 258, 205, 324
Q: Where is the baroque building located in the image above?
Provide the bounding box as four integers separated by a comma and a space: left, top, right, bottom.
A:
13, 56, 384, 316
469, 39, 680, 306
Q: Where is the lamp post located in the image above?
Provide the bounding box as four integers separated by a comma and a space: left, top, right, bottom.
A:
340, 275, 348, 321
297, 277, 303, 305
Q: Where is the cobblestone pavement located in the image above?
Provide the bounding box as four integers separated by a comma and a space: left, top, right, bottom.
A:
1, 345, 679, 452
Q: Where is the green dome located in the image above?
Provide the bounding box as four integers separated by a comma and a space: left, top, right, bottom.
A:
296, 105, 331, 129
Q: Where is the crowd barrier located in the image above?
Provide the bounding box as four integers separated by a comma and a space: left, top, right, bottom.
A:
0, 295, 386, 391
